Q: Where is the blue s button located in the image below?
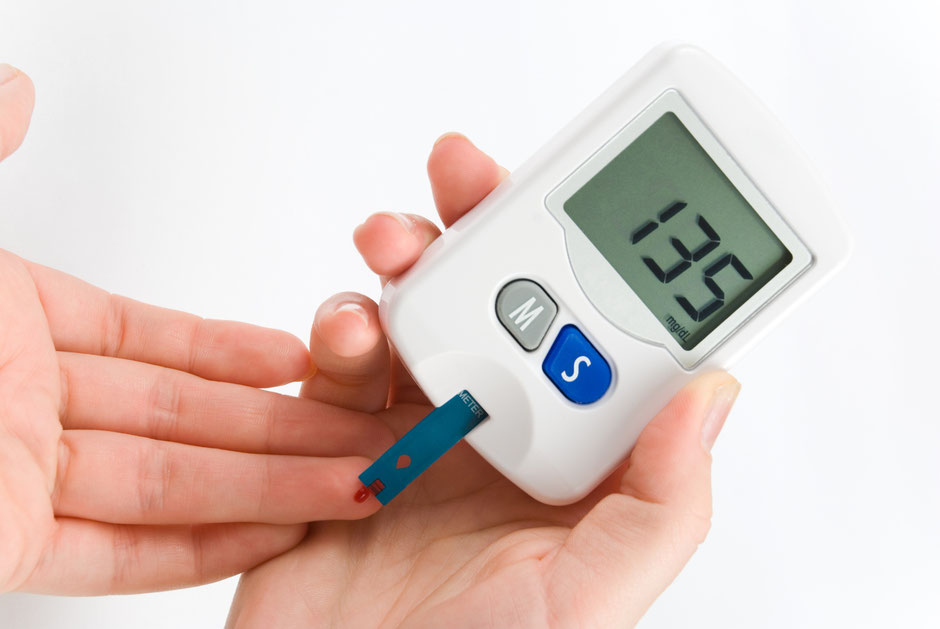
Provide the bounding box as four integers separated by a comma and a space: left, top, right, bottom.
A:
542, 325, 612, 405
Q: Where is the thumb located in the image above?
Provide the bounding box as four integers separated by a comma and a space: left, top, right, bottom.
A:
0, 64, 35, 162
547, 371, 740, 627
300, 292, 391, 415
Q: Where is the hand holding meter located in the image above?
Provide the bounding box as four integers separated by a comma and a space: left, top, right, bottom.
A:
362, 43, 850, 505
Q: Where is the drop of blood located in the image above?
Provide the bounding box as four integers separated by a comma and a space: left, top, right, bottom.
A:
353, 484, 371, 503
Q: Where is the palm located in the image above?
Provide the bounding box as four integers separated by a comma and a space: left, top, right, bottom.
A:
0, 254, 63, 591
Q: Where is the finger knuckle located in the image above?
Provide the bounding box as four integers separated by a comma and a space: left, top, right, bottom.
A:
102, 294, 132, 357
254, 457, 273, 519
148, 371, 183, 441
257, 393, 279, 453
186, 317, 211, 375
109, 525, 141, 593
189, 525, 211, 584
661, 504, 713, 550
682, 504, 714, 545
136, 440, 172, 517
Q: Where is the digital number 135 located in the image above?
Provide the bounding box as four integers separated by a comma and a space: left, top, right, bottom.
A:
631, 201, 752, 323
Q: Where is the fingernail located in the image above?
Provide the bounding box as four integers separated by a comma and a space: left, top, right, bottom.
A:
315, 300, 370, 357
315, 299, 369, 332
376, 211, 416, 233
701, 380, 741, 452
0, 64, 20, 86
433, 131, 466, 147
332, 301, 370, 326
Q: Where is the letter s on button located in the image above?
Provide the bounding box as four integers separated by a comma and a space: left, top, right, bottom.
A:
542, 325, 612, 405
561, 356, 591, 382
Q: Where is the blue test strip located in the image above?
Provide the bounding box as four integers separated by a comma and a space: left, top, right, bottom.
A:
359, 390, 488, 505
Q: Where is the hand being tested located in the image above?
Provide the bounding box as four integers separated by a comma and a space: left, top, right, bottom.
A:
0, 66, 384, 595
227, 134, 741, 628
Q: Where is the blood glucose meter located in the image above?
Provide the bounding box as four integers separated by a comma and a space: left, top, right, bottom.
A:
376, 43, 851, 505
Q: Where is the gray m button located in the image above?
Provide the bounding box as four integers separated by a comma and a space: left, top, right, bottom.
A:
496, 279, 558, 351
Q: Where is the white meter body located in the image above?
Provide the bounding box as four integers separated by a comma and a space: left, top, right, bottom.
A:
379, 44, 850, 505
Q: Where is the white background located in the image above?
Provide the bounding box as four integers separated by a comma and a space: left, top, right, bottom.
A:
1, 0, 938, 627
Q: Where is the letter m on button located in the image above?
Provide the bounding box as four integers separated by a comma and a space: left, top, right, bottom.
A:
508, 297, 544, 331
496, 279, 558, 351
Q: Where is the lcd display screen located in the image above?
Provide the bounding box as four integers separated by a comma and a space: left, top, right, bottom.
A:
563, 112, 792, 349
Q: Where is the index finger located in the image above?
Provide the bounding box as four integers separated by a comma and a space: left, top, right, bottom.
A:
53, 430, 379, 524
427, 133, 508, 227
0, 64, 35, 162
351, 134, 508, 278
